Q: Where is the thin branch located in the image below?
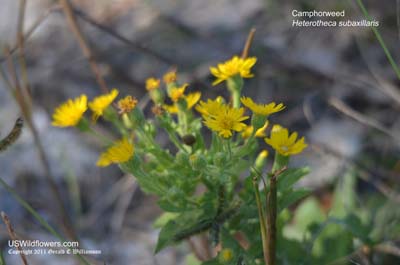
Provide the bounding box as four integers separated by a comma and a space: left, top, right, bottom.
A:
312, 143, 400, 203
71, 8, 173, 65
374, 242, 400, 257
1, 212, 29, 265
328, 97, 400, 143
0, 4, 60, 64
58, 0, 108, 93
187, 238, 207, 261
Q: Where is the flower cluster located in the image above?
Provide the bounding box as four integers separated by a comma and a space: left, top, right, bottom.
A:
51, 53, 309, 264
52, 89, 137, 166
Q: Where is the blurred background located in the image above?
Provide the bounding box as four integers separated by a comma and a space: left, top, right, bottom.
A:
0, 0, 399, 264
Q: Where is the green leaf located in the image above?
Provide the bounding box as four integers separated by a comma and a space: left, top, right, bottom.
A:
294, 197, 325, 232
158, 199, 189, 212
282, 197, 325, 242
278, 188, 310, 212
277, 167, 310, 191
155, 220, 179, 253
329, 171, 356, 218
153, 212, 179, 228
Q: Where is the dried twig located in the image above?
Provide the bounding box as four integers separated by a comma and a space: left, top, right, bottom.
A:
1, 212, 29, 265
71, 8, 173, 65
312, 143, 400, 203
110, 177, 137, 233
0, 4, 60, 64
187, 238, 207, 261
328, 97, 400, 143
59, 0, 108, 93
374, 242, 400, 257
241, 28, 256, 59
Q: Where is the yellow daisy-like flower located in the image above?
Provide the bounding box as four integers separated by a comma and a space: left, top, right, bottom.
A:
164, 92, 201, 114
241, 120, 269, 139
163, 70, 177, 84
264, 125, 307, 156
117, 96, 138, 114
96, 138, 134, 167
146, 77, 160, 91
89, 89, 119, 120
52, 94, 87, 127
240, 97, 285, 116
203, 105, 249, 138
195, 97, 224, 117
169, 84, 188, 102
210, 56, 257, 85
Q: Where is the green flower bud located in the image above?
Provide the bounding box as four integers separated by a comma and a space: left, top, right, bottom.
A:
122, 113, 133, 129
254, 150, 268, 172
144, 122, 156, 137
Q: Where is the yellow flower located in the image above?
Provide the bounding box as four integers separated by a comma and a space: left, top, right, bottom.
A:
203, 105, 249, 138
89, 89, 119, 120
163, 70, 177, 84
169, 84, 188, 102
146, 78, 160, 91
264, 125, 307, 156
210, 56, 257, 85
52, 94, 87, 127
96, 138, 134, 167
195, 97, 224, 117
117, 96, 138, 114
240, 97, 285, 116
164, 92, 201, 114
242, 120, 269, 138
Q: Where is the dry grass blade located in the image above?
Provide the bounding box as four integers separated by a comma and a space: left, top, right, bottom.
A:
1, 212, 29, 265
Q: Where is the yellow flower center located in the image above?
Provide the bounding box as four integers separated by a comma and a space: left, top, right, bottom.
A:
118, 96, 137, 114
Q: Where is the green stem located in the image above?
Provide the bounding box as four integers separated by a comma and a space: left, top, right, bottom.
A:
227, 76, 243, 108
355, 0, 400, 80
87, 127, 113, 144
267, 174, 277, 265
252, 175, 269, 265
